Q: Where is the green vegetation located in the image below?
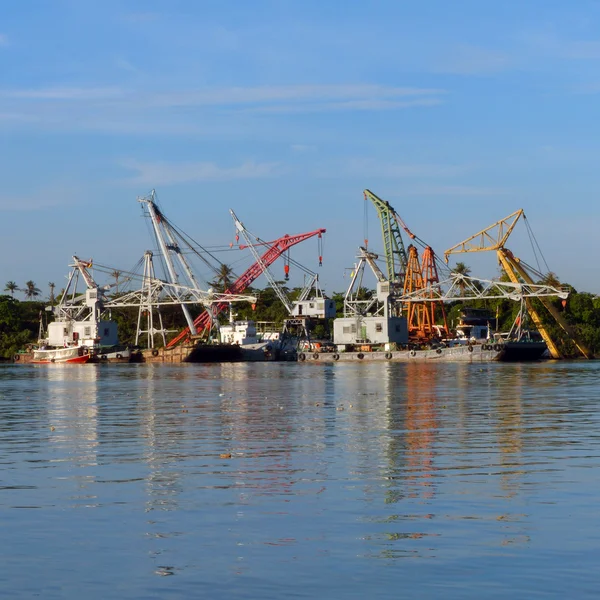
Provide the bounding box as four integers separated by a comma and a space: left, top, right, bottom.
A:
0, 295, 44, 359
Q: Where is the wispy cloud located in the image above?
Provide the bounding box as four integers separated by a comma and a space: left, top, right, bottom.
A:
0, 86, 123, 100
143, 84, 446, 108
434, 44, 511, 75
115, 58, 139, 73
119, 12, 160, 23
0, 184, 80, 211
337, 159, 470, 179
404, 184, 507, 197
0, 83, 446, 134
562, 40, 600, 60
290, 144, 316, 153
121, 159, 280, 185
0, 112, 39, 123
520, 30, 600, 61
242, 98, 442, 114
0, 83, 444, 106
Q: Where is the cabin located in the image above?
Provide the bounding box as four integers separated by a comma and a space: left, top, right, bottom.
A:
333, 316, 408, 348
291, 298, 336, 319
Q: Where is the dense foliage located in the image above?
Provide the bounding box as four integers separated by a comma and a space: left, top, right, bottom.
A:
0, 295, 45, 359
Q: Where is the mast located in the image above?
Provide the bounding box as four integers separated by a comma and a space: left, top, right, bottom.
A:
135, 251, 168, 348
230, 209, 294, 314
138, 191, 197, 335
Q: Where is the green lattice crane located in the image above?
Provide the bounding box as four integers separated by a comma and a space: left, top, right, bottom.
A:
363, 189, 409, 286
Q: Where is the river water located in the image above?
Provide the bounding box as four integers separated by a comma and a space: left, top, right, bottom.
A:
1, 361, 599, 599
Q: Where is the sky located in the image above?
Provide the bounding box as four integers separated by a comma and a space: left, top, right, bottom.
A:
2, 0, 600, 299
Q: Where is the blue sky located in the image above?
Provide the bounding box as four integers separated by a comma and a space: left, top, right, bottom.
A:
2, 0, 600, 297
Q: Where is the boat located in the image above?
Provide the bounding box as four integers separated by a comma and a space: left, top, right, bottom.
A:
298, 342, 504, 362
20, 256, 130, 365
95, 345, 144, 363
454, 307, 548, 362
218, 319, 284, 361
298, 297, 551, 364
32, 345, 93, 364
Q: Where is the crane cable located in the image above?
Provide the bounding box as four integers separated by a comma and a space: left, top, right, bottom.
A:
363, 194, 369, 248
523, 214, 551, 276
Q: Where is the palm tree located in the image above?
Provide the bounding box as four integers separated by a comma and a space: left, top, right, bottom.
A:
4, 281, 18, 297
48, 282, 56, 305
110, 270, 122, 294
23, 280, 41, 300
211, 264, 234, 292
452, 262, 471, 295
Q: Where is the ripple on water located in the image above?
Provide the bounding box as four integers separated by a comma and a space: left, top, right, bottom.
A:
1, 361, 600, 598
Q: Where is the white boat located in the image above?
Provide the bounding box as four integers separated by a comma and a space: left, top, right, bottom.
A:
27, 257, 124, 365
219, 319, 281, 361
32, 345, 93, 364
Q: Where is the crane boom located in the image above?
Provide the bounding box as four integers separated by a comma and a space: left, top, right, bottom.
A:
364, 189, 408, 284
166, 225, 326, 347
444, 209, 524, 261
443, 209, 592, 359
139, 192, 198, 334
500, 249, 592, 359
231, 209, 294, 314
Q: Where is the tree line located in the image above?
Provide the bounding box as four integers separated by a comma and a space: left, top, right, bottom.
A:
4, 281, 54, 302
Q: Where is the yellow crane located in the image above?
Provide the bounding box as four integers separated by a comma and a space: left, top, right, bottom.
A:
444, 209, 592, 359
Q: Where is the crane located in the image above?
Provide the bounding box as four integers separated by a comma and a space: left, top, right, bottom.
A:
444, 209, 592, 359
364, 189, 448, 338
231, 209, 334, 347
343, 246, 389, 319
166, 222, 326, 347
138, 191, 207, 335
363, 189, 409, 286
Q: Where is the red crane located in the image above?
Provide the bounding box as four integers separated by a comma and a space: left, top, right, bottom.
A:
166, 228, 326, 347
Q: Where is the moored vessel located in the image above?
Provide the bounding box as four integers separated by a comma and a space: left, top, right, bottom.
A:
32, 346, 93, 364
18, 256, 128, 365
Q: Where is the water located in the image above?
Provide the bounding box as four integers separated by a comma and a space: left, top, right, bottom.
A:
1, 361, 600, 599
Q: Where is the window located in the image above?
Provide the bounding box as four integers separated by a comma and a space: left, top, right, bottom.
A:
396, 325, 402, 332
351, 324, 357, 333
375, 323, 383, 332
84, 327, 91, 337
104, 328, 109, 336
343, 326, 351, 334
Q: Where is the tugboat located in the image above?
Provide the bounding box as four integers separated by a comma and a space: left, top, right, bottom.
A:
218, 318, 281, 361
454, 306, 548, 362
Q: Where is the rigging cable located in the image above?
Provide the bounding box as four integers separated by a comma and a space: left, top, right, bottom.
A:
363, 194, 369, 249
523, 214, 551, 276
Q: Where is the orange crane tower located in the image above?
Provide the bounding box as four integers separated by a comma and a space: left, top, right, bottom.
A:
364, 189, 448, 340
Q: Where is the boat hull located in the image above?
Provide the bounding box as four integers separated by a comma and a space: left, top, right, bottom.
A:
298, 344, 503, 363
498, 341, 547, 362
31, 354, 91, 364
95, 346, 144, 363
142, 342, 281, 363
31, 347, 92, 364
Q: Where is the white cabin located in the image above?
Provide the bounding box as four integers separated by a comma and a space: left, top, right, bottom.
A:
45, 319, 118, 348
333, 316, 408, 347
219, 320, 259, 345
292, 298, 336, 319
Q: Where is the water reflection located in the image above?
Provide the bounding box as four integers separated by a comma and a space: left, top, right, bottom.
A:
2, 362, 600, 596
